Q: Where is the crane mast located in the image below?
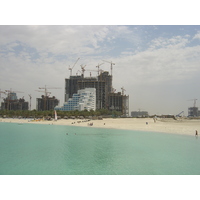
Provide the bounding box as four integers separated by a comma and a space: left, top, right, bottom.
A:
36, 85, 61, 110
102, 60, 115, 76
69, 58, 80, 76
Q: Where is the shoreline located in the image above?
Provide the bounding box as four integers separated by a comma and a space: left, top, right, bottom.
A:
1, 117, 200, 136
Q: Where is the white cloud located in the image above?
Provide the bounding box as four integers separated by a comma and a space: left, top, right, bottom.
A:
193, 31, 200, 40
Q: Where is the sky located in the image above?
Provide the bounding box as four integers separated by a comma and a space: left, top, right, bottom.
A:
1, 25, 200, 115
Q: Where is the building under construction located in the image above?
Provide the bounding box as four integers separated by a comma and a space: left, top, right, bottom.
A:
1, 92, 28, 110
36, 95, 59, 111
188, 107, 199, 117
65, 71, 129, 116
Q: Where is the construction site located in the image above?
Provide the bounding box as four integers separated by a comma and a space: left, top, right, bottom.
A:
36, 86, 60, 111
0, 90, 29, 110
65, 58, 129, 116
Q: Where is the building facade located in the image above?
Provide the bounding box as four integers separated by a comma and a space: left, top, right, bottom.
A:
188, 107, 199, 117
36, 95, 59, 111
131, 111, 149, 118
108, 92, 129, 116
64, 71, 129, 115
55, 88, 96, 111
65, 72, 112, 110
1, 93, 28, 110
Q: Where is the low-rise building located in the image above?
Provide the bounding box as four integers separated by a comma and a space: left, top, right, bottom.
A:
131, 111, 149, 118
55, 88, 96, 111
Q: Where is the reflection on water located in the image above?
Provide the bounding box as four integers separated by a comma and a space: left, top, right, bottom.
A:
0, 122, 200, 175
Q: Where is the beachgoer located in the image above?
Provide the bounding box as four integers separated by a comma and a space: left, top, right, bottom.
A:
195, 130, 198, 136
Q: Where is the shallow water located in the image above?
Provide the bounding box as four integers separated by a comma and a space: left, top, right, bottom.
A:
0, 122, 200, 175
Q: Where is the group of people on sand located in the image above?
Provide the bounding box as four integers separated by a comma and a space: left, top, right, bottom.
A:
88, 122, 93, 126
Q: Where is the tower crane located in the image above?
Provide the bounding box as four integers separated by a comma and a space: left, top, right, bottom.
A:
69, 58, 80, 76
188, 99, 198, 107
102, 60, 115, 76
96, 63, 104, 75
121, 87, 126, 95
76, 70, 82, 76
80, 64, 86, 76
4, 89, 23, 110
36, 85, 61, 110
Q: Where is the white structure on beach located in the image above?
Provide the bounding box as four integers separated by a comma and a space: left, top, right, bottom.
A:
55, 88, 96, 111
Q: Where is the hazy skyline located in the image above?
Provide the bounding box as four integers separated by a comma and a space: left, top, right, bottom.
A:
1, 25, 200, 115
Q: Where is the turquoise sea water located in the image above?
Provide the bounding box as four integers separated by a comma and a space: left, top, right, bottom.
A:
0, 122, 200, 175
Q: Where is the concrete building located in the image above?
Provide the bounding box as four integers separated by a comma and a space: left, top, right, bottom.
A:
131, 111, 149, 118
108, 92, 129, 116
55, 88, 96, 111
1, 93, 28, 110
36, 95, 59, 111
188, 107, 199, 117
65, 71, 129, 114
65, 72, 112, 110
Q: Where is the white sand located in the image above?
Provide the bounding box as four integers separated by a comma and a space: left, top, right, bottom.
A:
1, 117, 200, 136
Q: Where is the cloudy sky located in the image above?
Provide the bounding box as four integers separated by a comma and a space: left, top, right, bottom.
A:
0, 25, 200, 115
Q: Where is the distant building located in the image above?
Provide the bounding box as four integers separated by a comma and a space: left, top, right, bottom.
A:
108, 92, 129, 116
65, 72, 112, 110
1, 92, 28, 110
188, 107, 199, 117
131, 111, 149, 118
64, 71, 129, 115
55, 88, 96, 111
36, 95, 59, 111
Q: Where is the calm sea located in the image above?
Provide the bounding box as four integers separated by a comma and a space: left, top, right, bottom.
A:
0, 122, 200, 175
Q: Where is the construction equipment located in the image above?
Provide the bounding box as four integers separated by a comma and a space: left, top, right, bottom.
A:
102, 60, 115, 76
121, 87, 126, 95
80, 64, 86, 76
96, 63, 104, 75
188, 99, 198, 107
36, 86, 61, 110
69, 58, 80, 76
176, 111, 184, 117
4, 89, 23, 110
76, 70, 82, 76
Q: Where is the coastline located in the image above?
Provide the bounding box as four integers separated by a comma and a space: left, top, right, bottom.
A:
1, 117, 200, 136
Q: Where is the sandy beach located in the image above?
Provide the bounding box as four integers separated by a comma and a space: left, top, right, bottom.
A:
1, 117, 200, 136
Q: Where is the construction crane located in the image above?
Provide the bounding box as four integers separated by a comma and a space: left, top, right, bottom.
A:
76, 70, 82, 76
121, 87, 126, 95
69, 58, 80, 76
102, 60, 115, 76
36, 85, 61, 110
96, 63, 104, 75
4, 89, 23, 110
80, 64, 86, 76
176, 111, 184, 117
188, 99, 198, 107
28, 94, 32, 110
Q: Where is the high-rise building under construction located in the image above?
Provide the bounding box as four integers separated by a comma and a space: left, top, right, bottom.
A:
65, 71, 129, 116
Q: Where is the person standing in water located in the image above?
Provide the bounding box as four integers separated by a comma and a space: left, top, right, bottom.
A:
195, 130, 198, 136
